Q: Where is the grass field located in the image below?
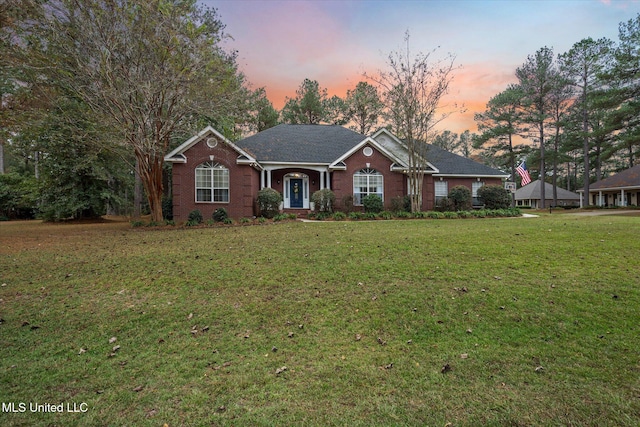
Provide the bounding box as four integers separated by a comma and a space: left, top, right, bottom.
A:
1, 213, 639, 426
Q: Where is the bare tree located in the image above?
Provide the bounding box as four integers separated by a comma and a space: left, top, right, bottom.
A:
368, 32, 457, 212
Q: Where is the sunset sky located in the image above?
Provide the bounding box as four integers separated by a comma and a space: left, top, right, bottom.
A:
201, 0, 640, 135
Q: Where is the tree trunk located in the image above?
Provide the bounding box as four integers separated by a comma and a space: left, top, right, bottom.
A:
509, 134, 516, 207
137, 151, 164, 223
552, 127, 559, 207
582, 99, 590, 207
134, 158, 142, 218
0, 139, 4, 174
539, 123, 545, 209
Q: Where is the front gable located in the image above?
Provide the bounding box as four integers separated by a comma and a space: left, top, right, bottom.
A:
369, 128, 439, 174
329, 136, 408, 172
164, 126, 260, 169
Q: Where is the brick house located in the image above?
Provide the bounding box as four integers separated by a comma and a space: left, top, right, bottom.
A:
164, 124, 508, 221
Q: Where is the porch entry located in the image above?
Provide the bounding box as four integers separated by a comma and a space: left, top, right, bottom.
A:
284, 173, 309, 209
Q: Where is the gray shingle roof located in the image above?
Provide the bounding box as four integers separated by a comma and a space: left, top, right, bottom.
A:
423, 144, 507, 176
515, 180, 580, 200
237, 124, 365, 163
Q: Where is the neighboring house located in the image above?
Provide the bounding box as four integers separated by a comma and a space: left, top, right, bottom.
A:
514, 179, 580, 209
577, 164, 640, 207
164, 124, 509, 221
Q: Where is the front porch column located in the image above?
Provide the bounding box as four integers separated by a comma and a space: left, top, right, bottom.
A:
598, 191, 603, 207
260, 170, 265, 189
267, 169, 272, 188
621, 189, 626, 207
320, 171, 325, 190
326, 171, 331, 190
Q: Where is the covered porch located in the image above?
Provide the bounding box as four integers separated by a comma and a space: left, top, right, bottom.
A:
260, 165, 331, 210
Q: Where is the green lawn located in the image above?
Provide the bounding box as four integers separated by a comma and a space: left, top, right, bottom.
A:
1, 214, 639, 426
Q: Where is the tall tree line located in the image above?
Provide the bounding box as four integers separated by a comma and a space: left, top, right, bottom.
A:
1, 0, 272, 221
474, 14, 640, 207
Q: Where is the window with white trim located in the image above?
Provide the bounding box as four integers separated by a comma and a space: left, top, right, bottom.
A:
195, 162, 229, 202
472, 181, 484, 206
434, 180, 448, 203
353, 168, 383, 205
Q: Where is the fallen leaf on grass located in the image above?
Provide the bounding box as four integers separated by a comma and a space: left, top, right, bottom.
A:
78, 348, 87, 355
441, 363, 451, 373
355, 334, 362, 341
377, 337, 387, 346
275, 366, 287, 375
460, 353, 468, 359
112, 345, 120, 352
109, 337, 117, 344
133, 385, 144, 392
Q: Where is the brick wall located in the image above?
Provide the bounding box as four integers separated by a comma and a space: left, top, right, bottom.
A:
171, 137, 259, 222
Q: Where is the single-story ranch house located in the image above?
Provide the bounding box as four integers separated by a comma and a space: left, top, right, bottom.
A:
577, 164, 640, 207
164, 124, 509, 221
515, 179, 580, 208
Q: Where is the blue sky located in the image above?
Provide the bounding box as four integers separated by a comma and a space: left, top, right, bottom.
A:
202, 0, 640, 133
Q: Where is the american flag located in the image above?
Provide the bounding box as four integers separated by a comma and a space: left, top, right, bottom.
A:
516, 161, 531, 186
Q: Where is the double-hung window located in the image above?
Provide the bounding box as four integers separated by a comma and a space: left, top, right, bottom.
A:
472, 181, 484, 206
353, 168, 383, 205
434, 180, 448, 204
195, 162, 229, 202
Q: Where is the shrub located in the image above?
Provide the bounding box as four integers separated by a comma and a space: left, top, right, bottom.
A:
362, 194, 384, 213
311, 189, 335, 213
364, 212, 377, 220
378, 211, 393, 220
413, 211, 428, 218
212, 207, 228, 222
348, 211, 363, 220
257, 216, 267, 223
443, 211, 459, 219
257, 188, 282, 219
471, 209, 487, 218
427, 211, 445, 219
162, 196, 173, 220
435, 196, 455, 212
131, 220, 144, 227
477, 185, 512, 209
332, 211, 347, 221
448, 185, 472, 211
273, 213, 291, 222
240, 217, 252, 224
187, 209, 203, 225
164, 219, 176, 226
223, 217, 234, 224
340, 195, 354, 213
395, 210, 412, 219
313, 212, 329, 220
390, 195, 411, 213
